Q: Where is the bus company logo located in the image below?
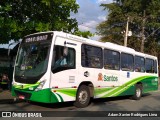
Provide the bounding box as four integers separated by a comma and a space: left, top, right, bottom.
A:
98, 73, 103, 81
98, 73, 118, 82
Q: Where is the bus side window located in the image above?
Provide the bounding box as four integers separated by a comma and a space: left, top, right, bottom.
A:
81, 44, 103, 68
146, 58, 154, 73
121, 53, 134, 71
67, 49, 75, 67
104, 49, 120, 70
135, 56, 145, 72
52, 45, 76, 73
154, 60, 157, 73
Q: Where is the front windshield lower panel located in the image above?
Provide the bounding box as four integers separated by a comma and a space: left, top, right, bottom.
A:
15, 33, 53, 84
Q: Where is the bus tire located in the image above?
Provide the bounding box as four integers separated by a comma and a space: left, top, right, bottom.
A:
132, 84, 142, 100
74, 85, 90, 108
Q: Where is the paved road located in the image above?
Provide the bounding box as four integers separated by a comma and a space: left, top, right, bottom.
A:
0, 89, 160, 111
1, 89, 160, 120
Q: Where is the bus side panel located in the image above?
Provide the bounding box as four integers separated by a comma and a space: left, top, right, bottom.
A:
96, 70, 137, 98
49, 35, 159, 102
50, 88, 77, 103
94, 73, 158, 98
117, 75, 158, 96
50, 36, 80, 102
92, 69, 120, 98
141, 75, 159, 93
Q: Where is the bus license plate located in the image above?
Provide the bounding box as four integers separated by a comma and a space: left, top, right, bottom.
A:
19, 95, 25, 99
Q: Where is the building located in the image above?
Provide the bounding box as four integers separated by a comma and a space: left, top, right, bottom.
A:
0, 42, 19, 81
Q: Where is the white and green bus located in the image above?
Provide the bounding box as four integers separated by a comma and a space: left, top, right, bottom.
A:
12, 31, 159, 107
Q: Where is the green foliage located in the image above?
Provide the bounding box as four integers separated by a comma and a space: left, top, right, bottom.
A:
0, 0, 92, 43
97, 0, 160, 56
74, 30, 93, 38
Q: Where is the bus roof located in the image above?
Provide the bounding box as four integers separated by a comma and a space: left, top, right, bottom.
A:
26, 31, 157, 59
56, 31, 135, 53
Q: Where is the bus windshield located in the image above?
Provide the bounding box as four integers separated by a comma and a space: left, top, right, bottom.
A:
14, 33, 53, 84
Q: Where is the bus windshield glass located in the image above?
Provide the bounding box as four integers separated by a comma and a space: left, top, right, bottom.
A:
14, 33, 53, 83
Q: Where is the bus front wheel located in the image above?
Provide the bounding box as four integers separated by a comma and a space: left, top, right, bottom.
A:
74, 85, 90, 108
132, 84, 142, 100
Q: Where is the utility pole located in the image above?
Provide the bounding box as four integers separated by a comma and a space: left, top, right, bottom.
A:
124, 17, 129, 47
141, 10, 146, 53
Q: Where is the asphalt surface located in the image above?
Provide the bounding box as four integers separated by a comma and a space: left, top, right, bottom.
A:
1, 88, 160, 120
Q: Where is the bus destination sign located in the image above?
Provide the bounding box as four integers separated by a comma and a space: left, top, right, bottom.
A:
24, 33, 53, 43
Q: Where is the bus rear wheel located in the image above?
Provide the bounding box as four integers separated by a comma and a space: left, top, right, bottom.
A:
132, 84, 142, 100
74, 85, 90, 108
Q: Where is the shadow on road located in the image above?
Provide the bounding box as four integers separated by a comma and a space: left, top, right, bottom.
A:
0, 91, 153, 111
0, 98, 24, 104
29, 101, 78, 110
92, 93, 151, 105
25, 96, 132, 109
25, 94, 151, 110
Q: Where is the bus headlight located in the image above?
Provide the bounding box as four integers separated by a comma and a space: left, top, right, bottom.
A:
35, 80, 46, 91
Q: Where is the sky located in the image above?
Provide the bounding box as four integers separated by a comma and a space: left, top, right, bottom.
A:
72, 0, 113, 40
0, 0, 113, 49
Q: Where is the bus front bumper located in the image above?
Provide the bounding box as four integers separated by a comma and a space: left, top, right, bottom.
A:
11, 87, 59, 103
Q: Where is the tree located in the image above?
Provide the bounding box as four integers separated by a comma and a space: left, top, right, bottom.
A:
0, 0, 92, 43
97, 0, 160, 56
74, 30, 93, 38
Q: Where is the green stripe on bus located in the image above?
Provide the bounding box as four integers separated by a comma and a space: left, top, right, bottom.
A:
94, 87, 112, 96
55, 89, 77, 97
55, 93, 64, 102
51, 75, 157, 99
101, 76, 157, 97
14, 82, 39, 90
50, 92, 59, 103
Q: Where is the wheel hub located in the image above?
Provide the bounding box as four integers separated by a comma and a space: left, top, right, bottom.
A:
78, 90, 88, 104
136, 88, 141, 97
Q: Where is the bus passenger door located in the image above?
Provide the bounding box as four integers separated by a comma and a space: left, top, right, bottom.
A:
50, 36, 79, 102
